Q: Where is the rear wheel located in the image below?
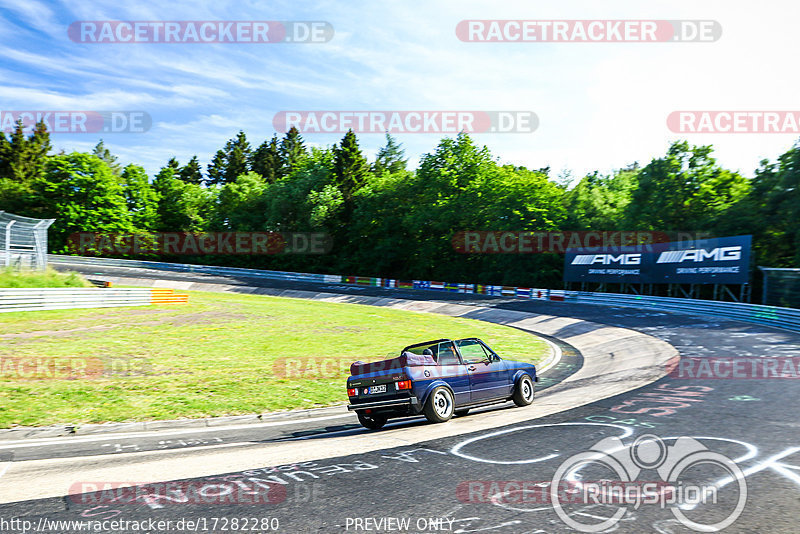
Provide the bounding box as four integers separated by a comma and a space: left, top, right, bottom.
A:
513, 375, 535, 407
423, 386, 455, 423
357, 412, 388, 430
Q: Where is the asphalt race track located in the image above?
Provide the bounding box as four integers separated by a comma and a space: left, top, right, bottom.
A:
3, 263, 800, 533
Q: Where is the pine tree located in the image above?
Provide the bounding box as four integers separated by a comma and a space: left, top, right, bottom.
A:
0, 121, 51, 214
205, 132, 252, 186
178, 155, 203, 184
92, 140, 122, 176
333, 130, 369, 200
249, 135, 282, 183
0, 120, 51, 183
0, 132, 9, 179
372, 133, 407, 175
224, 131, 251, 183
206, 149, 227, 186
279, 126, 306, 176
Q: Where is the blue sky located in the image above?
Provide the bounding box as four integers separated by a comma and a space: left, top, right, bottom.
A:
1, 0, 798, 180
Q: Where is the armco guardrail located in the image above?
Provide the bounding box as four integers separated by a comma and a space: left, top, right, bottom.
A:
564, 291, 800, 333
49, 254, 800, 333
0, 287, 187, 313
48, 254, 341, 284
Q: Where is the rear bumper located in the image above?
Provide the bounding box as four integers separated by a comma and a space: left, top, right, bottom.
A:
347, 396, 420, 412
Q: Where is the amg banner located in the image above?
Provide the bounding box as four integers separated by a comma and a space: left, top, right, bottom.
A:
563, 235, 752, 284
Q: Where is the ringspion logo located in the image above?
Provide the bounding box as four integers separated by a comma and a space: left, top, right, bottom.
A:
68, 21, 333, 43
273, 111, 538, 134
457, 20, 721, 42
551, 435, 746, 532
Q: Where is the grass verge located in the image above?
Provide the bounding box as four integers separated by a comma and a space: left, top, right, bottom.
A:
0, 289, 549, 427
0, 267, 91, 288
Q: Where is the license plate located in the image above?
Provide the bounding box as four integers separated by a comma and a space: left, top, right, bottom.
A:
367, 385, 386, 394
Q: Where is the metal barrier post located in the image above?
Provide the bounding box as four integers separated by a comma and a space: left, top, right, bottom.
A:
4, 220, 14, 268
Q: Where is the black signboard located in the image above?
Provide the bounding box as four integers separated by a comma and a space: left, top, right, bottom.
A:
652, 235, 751, 285
563, 247, 651, 284
564, 235, 751, 285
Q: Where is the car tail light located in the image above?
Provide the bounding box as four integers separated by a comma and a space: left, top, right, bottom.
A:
347, 388, 357, 397
396, 380, 412, 390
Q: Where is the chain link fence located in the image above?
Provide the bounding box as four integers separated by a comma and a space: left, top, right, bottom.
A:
760, 267, 800, 308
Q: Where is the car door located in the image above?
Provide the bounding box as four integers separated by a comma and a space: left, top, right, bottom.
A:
433, 341, 470, 405
456, 339, 510, 402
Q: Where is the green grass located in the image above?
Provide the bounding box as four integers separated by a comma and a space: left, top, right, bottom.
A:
0, 290, 549, 427
0, 267, 92, 288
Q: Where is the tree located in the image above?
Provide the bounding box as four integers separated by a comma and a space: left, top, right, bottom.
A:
224, 131, 251, 183
0, 120, 50, 183
214, 171, 268, 230
36, 153, 134, 249
250, 135, 282, 183
178, 155, 203, 184
153, 162, 214, 232
204, 131, 252, 186
372, 133, 407, 175
333, 130, 369, 200
206, 149, 227, 186
92, 140, 122, 176
279, 126, 306, 176
625, 141, 749, 231
564, 169, 639, 230
724, 142, 800, 267
0, 120, 51, 214
308, 184, 344, 228
121, 164, 159, 230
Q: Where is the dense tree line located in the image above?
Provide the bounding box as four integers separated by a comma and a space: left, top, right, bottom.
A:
0, 119, 798, 292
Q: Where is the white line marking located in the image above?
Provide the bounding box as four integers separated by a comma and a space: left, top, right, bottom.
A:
0, 413, 354, 450
538, 338, 563, 374
451, 423, 632, 465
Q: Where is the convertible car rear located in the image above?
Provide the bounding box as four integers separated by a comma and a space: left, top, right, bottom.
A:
346, 338, 538, 429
